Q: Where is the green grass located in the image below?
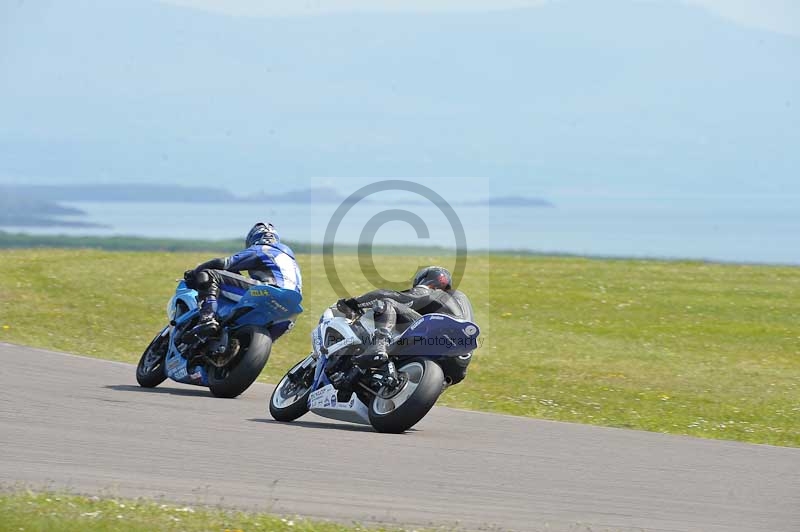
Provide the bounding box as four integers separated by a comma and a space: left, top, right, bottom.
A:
1, 249, 798, 446
0, 491, 415, 532
0, 231, 458, 256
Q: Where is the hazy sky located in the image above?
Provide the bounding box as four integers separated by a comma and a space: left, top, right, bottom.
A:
162, 0, 800, 35
0, 0, 797, 200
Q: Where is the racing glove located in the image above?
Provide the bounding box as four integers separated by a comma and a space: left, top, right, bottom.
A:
183, 268, 199, 288
336, 298, 361, 318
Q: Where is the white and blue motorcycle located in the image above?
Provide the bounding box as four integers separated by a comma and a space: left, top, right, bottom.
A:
269, 303, 480, 433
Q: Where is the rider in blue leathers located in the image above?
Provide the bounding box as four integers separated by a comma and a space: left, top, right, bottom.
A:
183, 222, 302, 339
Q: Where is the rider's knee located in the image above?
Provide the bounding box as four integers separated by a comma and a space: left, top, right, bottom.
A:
373, 301, 398, 334
194, 270, 213, 290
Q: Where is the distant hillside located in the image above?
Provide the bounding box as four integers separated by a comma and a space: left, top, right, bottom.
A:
0, 184, 554, 208
462, 196, 554, 207
0, 192, 108, 228
244, 186, 350, 204
0, 193, 84, 216
0, 184, 237, 203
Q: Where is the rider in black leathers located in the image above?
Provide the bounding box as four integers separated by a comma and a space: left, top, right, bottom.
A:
337, 266, 475, 385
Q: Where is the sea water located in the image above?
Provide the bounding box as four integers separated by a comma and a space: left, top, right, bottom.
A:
6, 194, 799, 265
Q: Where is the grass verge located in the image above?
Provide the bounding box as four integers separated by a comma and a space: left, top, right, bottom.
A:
0, 491, 414, 532
0, 249, 798, 446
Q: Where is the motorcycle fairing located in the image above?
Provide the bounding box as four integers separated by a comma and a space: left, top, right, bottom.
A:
313, 313, 364, 357
308, 384, 371, 425
390, 313, 480, 359
166, 281, 200, 322
217, 284, 303, 329
165, 348, 207, 385
305, 353, 370, 424
165, 296, 207, 385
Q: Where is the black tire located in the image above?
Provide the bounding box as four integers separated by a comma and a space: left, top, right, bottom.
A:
269, 357, 315, 422
368, 359, 444, 433
136, 327, 169, 388
208, 326, 272, 398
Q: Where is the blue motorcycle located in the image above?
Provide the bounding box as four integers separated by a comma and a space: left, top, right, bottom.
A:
136, 280, 302, 398
269, 303, 480, 433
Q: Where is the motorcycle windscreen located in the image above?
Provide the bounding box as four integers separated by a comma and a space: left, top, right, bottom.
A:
390, 313, 480, 358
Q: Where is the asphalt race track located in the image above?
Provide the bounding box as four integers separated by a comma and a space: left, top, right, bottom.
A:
1, 343, 798, 532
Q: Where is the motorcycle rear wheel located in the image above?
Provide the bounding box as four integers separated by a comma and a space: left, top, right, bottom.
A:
208, 326, 272, 398
368, 359, 444, 433
136, 327, 169, 388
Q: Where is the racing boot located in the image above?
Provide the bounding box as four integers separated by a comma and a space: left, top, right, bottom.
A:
352, 327, 391, 369
191, 313, 220, 338
188, 298, 220, 339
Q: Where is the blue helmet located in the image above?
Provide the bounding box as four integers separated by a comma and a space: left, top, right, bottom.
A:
245, 222, 279, 247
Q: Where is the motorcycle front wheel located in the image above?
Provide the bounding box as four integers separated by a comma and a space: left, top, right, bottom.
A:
136, 326, 169, 388
269, 357, 316, 422
368, 358, 444, 433
208, 326, 272, 398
